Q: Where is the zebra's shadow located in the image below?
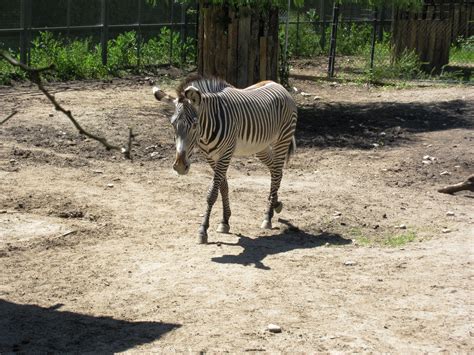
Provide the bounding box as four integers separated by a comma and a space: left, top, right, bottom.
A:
210, 219, 352, 270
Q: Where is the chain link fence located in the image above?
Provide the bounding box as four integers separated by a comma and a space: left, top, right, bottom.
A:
0, 0, 198, 82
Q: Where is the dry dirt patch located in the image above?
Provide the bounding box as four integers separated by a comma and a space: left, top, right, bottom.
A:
0, 78, 473, 352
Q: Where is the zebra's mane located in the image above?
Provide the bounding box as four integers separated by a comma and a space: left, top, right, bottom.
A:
176, 74, 233, 100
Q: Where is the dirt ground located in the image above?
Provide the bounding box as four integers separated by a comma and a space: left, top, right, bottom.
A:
1, 72, 473, 352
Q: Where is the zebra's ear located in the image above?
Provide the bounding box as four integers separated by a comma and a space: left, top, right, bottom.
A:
153, 86, 175, 106
184, 86, 201, 107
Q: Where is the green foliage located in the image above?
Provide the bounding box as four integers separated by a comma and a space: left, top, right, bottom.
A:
449, 36, 474, 65
0, 29, 196, 84
336, 23, 373, 55
30, 32, 106, 81
363, 39, 423, 82
0, 49, 27, 83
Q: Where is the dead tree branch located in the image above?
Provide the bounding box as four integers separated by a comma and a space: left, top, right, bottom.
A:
1, 111, 18, 125
0, 50, 133, 159
438, 175, 474, 195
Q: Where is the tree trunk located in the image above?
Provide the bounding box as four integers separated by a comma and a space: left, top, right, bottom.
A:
197, 1, 279, 88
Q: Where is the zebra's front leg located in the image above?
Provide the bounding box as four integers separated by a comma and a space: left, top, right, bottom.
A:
198, 159, 231, 244
206, 158, 231, 235
216, 177, 231, 234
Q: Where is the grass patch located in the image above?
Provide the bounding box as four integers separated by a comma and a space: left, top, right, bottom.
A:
383, 231, 416, 247
349, 226, 417, 248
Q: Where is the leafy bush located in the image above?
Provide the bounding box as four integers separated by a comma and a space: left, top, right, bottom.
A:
450, 36, 474, 65
0, 28, 196, 84
363, 39, 423, 82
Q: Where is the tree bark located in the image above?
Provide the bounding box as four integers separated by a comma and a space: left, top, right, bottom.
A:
438, 175, 474, 194
198, 1, 279, 88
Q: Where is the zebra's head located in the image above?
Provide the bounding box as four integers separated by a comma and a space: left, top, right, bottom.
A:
153, 86, 201, 175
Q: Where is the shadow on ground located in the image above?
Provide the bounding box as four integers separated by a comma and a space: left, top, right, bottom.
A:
211, 219, 351, 270
0, 300, 180, 353
297, 99, 473, 149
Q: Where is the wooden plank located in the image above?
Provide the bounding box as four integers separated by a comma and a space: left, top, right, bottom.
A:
207, 6, 216, 75
197, 0, 205, 75
214, 6, 226, 78
267, 8, 279, 82
248, 10, 259, 85
259, 36, 267, 81
227, 9, 238, 86
237, 8, 251, 88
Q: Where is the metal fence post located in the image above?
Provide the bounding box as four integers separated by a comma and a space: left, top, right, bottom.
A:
370, 7, 378, 70
101, 0, 109, 66
66, 0, 71, 37
169, 1, 174, 65
296, 9, 300, 57
328, 2, 340, 78
181, 3, 188, 65
20, 0, 31, 65
320, 0, 327, 51
137, 0, 142, 67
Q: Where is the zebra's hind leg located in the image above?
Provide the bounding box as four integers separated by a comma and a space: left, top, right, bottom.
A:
257, 147, 286, 229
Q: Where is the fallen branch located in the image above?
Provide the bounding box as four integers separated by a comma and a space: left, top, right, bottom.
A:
438, 175, 474, 194
1, 111, 17, 125
0, 50, 133, 159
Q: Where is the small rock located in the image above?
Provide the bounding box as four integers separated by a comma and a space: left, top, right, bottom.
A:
49, 113, 54, 117
292, 87, 298, 93
267, 324, 282, 333
454, 165, 461, 169
446, 211, 455, 216
313, 96, 321, 100
372, 143, 379, 148
373, 224, 379, 229
344, 261, 357, 266
300, 91, 312, 97
379, 132, 386, 136
442, 228, 451, 233
93, 170, 104, 174
333, 211, 342, 216
440, 171, 450, 176
106, 183, 114, 188
382, 213, 387, 219
398, 224, 407, 229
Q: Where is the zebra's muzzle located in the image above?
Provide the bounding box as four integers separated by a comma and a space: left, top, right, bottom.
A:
173, 152, 190, 175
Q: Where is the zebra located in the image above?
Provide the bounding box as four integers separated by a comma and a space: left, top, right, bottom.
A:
153, 75, 297, 244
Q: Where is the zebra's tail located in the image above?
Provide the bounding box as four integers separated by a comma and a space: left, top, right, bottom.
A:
285, 136, 297, 168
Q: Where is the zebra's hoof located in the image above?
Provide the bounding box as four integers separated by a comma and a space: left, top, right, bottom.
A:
261, 220, 272, 229
274, 202, 283, 214
216, 223, 230, 234
197, 227, 208, 244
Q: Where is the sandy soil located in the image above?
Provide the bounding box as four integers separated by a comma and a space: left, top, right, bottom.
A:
0, 74, 473, 352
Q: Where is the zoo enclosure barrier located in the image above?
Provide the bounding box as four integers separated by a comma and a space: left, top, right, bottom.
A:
284, 0, 473, 78
0, 0, 198, 67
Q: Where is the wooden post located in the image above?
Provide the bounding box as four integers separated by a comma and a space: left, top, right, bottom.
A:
101, 0, 109, 66
237, 8, 251, 88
